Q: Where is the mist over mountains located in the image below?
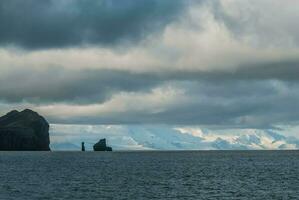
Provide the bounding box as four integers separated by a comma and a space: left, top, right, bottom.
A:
50, 125, 299, 151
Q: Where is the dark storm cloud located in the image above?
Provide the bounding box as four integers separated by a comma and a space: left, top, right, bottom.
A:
0, 69, 161, 104
0, 60, 298, 129
0, 0, 186, 49
148, 58, 299, 82
50, 80, 299, 129
0, 57, 298, 104
190, 59, 299, 81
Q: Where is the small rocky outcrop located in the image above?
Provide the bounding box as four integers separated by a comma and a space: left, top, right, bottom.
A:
0, 109, 50, 151
93, 139, 112, 151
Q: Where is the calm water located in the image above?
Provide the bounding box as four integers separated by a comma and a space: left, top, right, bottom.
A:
0, 151, 299, 200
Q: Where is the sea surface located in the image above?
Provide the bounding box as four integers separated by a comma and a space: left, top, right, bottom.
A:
0, 151, 299, 200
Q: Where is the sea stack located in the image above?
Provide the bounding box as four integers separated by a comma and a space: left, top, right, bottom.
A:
81, 142, 85, 151
93, 139, 112, 151
0, 109, 51, 151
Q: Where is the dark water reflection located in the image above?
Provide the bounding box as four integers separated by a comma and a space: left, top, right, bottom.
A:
0, 151, 299, 199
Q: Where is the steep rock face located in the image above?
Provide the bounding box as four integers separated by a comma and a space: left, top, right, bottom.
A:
93, 139, 112, 151
0, 109, 50, 151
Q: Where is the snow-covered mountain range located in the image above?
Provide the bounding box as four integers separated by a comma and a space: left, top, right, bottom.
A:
50, 125, 299, 151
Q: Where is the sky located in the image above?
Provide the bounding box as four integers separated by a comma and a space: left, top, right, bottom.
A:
0, 0, 299, 149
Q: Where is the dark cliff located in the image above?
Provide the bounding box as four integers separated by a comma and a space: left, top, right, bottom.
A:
0, 109, 50, 151
93, 139, 112, 151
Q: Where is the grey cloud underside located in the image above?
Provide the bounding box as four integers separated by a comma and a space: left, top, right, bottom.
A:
0, 0, 186, 49
0, 70, 298, 129
165, 59, 299, 81
166, 81, 299, 129
1, 58, 299, 104
0, 51, 298, 128
0, 69, 162, 104
46, 79, 299, 129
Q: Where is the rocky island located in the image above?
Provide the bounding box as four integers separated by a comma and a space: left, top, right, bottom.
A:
0, 109, 51, 151
93, 139, 112, 151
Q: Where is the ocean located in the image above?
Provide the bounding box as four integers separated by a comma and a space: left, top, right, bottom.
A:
0, 151, 299, 200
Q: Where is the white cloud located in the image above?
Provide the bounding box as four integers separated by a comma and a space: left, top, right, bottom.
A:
1, 0, 299, 75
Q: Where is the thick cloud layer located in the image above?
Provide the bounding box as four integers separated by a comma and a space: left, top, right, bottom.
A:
0, 0, 299, 130
1, 80, 298, 129
0, 68, 161, 103
0, 0, 186, 49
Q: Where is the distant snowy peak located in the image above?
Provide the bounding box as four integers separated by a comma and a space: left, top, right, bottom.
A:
50, 124, 299, 151
174, 128, 298, 150
50, 142, 80, 151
